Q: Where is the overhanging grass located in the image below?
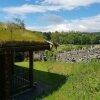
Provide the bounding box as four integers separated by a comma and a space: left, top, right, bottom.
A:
0, 22, 45, 42
0, 30, 45, 42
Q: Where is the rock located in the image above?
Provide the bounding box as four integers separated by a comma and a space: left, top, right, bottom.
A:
56, 47, 100, 63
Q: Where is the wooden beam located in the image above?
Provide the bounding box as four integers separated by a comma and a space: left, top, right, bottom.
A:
29, 50, 34, 87
11, 51, 15, 75
0, 44, 50, 52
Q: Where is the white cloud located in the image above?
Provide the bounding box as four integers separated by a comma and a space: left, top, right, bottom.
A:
1, 4, 60, 15
26, 24, 69, 32
26, 14, 100, 32
2, 4, 46, 14
43, 0, 100, 10
1, 0, 100, 14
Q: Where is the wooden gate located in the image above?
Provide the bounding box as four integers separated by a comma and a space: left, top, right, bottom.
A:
12, 65, 30, 94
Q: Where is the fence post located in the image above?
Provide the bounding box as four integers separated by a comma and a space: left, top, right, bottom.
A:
29, 50, 34, 87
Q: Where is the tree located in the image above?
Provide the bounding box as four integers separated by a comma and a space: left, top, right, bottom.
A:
14, 18, 25, 29
51, 31, 60, 43
90, 34, 96, 45
43, 32, 51, 40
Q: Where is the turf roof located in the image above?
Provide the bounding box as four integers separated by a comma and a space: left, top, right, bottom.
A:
0, 22, 45, 43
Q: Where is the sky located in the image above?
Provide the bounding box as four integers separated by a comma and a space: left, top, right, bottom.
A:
0, 0, 100, 32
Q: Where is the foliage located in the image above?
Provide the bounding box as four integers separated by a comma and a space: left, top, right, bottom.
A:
51, 31, 60, 43
38, 31, 100, 45
44, 50, 56, 61
14, 18, 25, 28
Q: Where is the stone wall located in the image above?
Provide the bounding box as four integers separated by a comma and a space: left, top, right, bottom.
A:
56, 47, 100, 62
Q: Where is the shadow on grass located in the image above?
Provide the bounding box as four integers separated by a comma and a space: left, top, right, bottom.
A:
12, 65, 68, 100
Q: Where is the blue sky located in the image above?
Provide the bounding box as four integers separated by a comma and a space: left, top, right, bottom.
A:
0, 0, 100, 32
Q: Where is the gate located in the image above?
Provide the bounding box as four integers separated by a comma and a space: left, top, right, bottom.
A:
12, 65, 30, 94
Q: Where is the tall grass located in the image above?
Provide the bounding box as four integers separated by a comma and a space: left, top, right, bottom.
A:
16, 61, 100, 100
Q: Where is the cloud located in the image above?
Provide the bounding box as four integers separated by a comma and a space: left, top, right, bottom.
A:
39, 14, 64, 24
43, 0, 100, 10
26, 14, 100, 32
1, 0, 100, 15
70, 14, 100, 32
1, 4, 60, 15
26, 24, 69, 32
1, 1, 100, 32
2, 4, 46, 14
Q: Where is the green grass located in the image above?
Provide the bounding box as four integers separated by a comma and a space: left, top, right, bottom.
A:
56, 44, 100, 52
16, 61, 100, 100
0, 22, 45, 42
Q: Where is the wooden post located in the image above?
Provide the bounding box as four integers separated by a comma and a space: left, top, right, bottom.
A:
0, 51, 12, 100
11, 51, 15, 75
29, 50, 34, 87
0, 53, 4, 100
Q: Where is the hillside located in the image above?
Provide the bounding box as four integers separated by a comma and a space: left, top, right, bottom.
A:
0, 22, 45, 42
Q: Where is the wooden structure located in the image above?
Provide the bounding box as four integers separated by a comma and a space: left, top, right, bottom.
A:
0, 41, 51, 100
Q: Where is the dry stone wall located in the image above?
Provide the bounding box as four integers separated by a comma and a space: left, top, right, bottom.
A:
56, 47, 100, 62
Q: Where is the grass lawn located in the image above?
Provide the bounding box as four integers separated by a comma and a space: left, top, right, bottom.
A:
16, 61, 100, 100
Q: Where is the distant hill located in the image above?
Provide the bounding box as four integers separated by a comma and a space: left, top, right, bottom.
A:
0, 22, 45, 42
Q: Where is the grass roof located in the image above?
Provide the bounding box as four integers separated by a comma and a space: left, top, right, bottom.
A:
0, 22, 45, 43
